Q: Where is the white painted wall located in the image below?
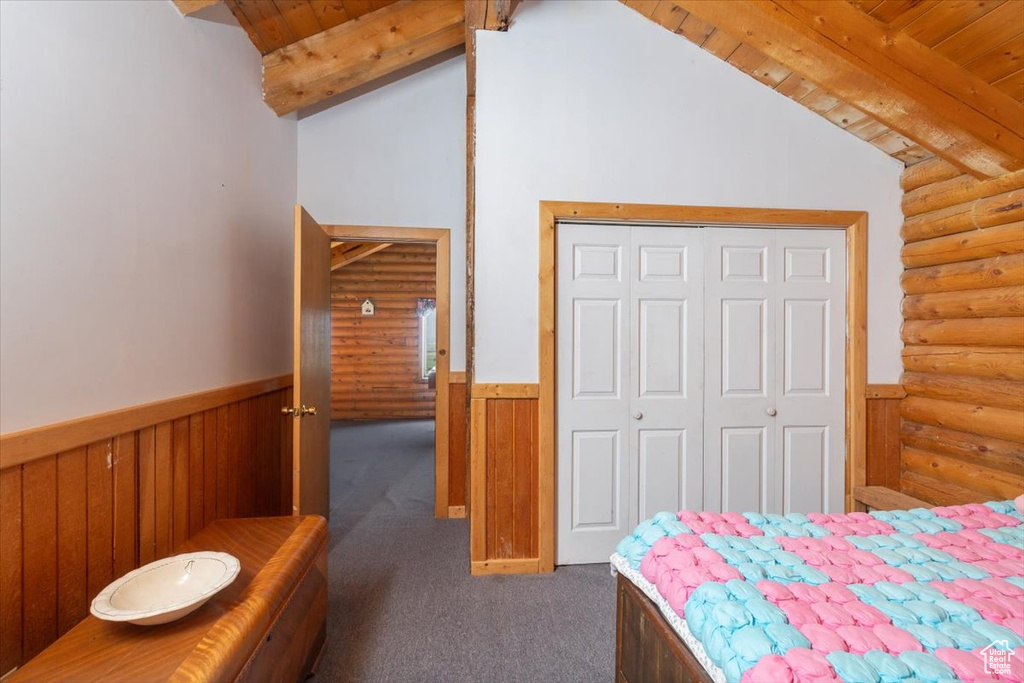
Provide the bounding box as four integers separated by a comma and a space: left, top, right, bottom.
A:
0, 0, 297, 433
297, 56, 468, 370
474, 0, 905, 384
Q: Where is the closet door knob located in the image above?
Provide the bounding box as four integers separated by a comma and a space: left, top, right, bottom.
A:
632, 411, 643, 420
766, 408, 777, 417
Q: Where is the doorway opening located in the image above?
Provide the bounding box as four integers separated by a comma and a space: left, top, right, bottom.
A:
324, 226, 452, 519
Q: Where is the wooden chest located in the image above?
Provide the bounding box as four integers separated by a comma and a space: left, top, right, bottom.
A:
10, 516, 328, 683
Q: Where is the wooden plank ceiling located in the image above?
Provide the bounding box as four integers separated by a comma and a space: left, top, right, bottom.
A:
622, 0, 1024, 176
174, 0, 518, 115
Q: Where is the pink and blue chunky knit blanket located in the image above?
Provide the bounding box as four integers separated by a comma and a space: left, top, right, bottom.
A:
612, 501, 1024, 682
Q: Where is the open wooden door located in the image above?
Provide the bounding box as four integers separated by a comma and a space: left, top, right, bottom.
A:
288, 206, 331, 519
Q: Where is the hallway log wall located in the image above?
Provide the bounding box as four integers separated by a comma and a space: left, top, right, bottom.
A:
330, 243, 437, 421
0, 377, 292, 674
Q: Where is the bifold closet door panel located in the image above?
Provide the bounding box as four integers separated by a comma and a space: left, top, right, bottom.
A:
703, 229, 776, 514
629, 227, 705, 522
556, 224, 632, 565
774, 229, 846, 515
703, 228, 847, 515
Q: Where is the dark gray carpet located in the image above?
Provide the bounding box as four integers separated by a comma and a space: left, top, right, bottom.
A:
318, 419, 615, 683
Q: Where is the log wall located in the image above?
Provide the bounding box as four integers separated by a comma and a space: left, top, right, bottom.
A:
330, 243, 437, 420
898, 159, 1024, 505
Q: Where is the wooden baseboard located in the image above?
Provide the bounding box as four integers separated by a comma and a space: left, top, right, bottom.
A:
1, 374, 293, 469
471, 558, 540, 576
447, 505, 466, 518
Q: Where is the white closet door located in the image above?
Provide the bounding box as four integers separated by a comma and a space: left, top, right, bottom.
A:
557, 224, 632, 565
775, 229, 846, 514
629, 227, 704, 522
556, 223, 846, 564
703, 229, 776, 513
703, 228, 846, 514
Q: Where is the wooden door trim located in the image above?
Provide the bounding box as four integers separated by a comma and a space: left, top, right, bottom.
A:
322, 224, 453, 519
537, 202, 868, 572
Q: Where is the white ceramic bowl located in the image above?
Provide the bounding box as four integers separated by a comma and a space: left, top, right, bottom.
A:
90, 552, 241, 626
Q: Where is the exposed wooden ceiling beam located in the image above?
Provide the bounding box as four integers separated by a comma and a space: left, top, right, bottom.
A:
172, 0, 221, 16
263, 0, 466, 116
331, 242, 393, 270
466, 0, 521, 31
674, 0, 1024, 178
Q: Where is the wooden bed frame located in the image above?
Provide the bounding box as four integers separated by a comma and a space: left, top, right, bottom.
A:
616, 573, 714, 683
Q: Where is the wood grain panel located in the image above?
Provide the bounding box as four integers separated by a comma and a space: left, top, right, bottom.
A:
901, 285, 1024, 319
901, 317, 1024, 346
154, 422, 173, 560
21, 457, 57, 662
86, 441, 113, 603
203, 409, 217, 528
262, 0, 464, 114
0, 467, 22, 676
138, 428, 156, 567
448, 379, 467, 512
901, 421, 1024, 474
112, 435, 137, 580
330, 243, 437, 420
488, 400, 514, 559
189, 415, 205, 537
0, 379, 293, 672
903, 446, 1023, 501
897, 155, 1024, 506
901, 395, 1024, 442
902, 345, 1024, 380
55, 449, 87, 637
901, 189, 1023, 242
0, 375, 291, 469
901, 254, 1024, 295
902, 372, 1024, 411
172, 419, 190, 549
470, 392, 539, 575
865, 390, 902, 490
900, 222, 1024, 268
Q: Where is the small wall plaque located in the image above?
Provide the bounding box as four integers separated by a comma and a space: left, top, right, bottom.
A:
361, 299, 375, 316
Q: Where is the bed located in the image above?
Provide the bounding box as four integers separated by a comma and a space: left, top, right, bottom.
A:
612, 503, 1024, 683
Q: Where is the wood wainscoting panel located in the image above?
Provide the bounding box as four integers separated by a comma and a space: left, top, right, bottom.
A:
898, 166, 1024, 505
865, 384, 904, 491
470, 385, 540, 575
0, 378, 292, 676
330, 242, 437, 420
448, 375, 468, 515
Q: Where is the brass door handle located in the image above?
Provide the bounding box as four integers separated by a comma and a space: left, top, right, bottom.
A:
282, 405, 318, 418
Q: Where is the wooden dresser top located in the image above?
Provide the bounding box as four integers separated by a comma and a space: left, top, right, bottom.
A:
10, 515, 327, 683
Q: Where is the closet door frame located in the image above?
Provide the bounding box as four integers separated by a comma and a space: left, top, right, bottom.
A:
537, 202, 868, 573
